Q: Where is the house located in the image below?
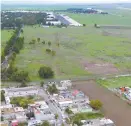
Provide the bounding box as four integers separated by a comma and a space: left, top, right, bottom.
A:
81, 118, 114, 126
0, 105, 15, 120
4, 87, 38, 98
0, 105, 27, 122
28, 119, 42, 126
14, 107, 27, 122
72, 90, 85, 98
0, 121, 9, 126
60, 80, 72, 87
57, 99, 73, 108
46, 21, 61, 25
11, 120, 18, 126
29, 101, 54, 121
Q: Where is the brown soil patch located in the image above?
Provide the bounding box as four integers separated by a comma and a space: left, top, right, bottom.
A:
73, 80, 131, 126
81, 61, 118, 75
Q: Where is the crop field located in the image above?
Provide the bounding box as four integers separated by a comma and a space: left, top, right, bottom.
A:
14, 25, 131, 81
1, 29, 14, 51
97, 76, 131, 88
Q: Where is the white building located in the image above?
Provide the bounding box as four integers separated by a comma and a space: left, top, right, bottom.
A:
81, 118, 114, 126
58, 99, 73, 108
59, 14, 82, 26
46, 21, 61, 25
4, 87, 39, 98
29, 101, 54, 121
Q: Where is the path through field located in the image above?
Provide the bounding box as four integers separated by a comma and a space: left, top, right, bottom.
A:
73, 80, 131, 126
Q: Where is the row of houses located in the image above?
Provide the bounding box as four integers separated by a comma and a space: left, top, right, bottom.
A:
1, 80, 115, 126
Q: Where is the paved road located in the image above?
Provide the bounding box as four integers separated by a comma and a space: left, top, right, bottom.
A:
1, 25, 24, 70
38, 89, 68, 126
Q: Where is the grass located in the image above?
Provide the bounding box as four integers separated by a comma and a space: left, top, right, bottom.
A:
1, 29, 14, 51
14, 25, 131, 81
65, 12, 131, 26
71, 112, 104, 123
97, 76, 131, 88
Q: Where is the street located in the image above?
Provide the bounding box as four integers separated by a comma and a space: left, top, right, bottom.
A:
38, 89, 69, 126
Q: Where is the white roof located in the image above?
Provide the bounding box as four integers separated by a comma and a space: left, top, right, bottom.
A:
100, 118, 114, 124
0, 104, 12, 109
59, 100, 73, 105
14, 107, 24, 112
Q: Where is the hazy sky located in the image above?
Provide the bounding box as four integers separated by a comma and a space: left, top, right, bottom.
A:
2, 0, 131, 4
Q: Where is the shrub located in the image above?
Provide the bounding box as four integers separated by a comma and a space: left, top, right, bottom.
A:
90, 100, 102, 110
38, 66, 54, 79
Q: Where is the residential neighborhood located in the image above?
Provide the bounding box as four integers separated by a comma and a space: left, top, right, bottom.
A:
1, 80, 115, 126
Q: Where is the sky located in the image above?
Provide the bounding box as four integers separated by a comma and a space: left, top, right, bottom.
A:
2, 0, 131, 4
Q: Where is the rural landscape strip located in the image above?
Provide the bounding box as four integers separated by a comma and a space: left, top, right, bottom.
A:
1, 4, 131, 126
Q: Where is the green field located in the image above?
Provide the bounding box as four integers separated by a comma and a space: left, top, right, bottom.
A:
14, 25, 131, 81
97, 76, 131, 88
66, 12, 131, 26
1, 29, 14, 51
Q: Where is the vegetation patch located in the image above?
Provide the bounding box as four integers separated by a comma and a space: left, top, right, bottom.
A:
14, 25, 131, 80
71, 112, 104, 125
10, 96, 34, 108
97, 76, 131, 88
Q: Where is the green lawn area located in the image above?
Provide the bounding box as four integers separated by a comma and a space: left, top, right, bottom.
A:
14, 25, 131, 81
70, 112, 104, 124
65, 12, 131, 26
1, 29, 14, 51
97, 76, 131, 88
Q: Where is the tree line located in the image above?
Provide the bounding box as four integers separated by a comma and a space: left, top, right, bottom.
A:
1, 12, 47, 29
1, 27, 30, 83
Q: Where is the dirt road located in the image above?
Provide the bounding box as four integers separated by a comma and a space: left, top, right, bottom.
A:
73, 80, 131, 126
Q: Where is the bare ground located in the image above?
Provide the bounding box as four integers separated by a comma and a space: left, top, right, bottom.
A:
81, 61, 119, 75
73, 80, 131, 126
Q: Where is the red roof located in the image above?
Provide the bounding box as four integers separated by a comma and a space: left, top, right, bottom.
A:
12, 121, 18, 126
72, 90, 79, 96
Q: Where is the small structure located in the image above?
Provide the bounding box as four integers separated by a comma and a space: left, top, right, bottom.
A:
11, 120, 18, 126
4, 87, 38, 98
28, 101, 54, 121
81, 118, 114, 126
0, 121, 9, 126
0, 105, 27, 122
46, 21, 61, 25
14, 107, 27, 122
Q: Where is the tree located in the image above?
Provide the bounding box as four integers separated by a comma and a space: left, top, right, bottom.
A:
42, 41, 45, 44
40, 81, 44, 87
37, 38, 40, 43
38, 66, 54, 79
47, 22, 51, 26
48, 41, 51, 46
90, 100, 102, 110
83, 24, 86, 27
48, 84, 58, 94
55, 114, 59, 120
41, 121, 50, 126
61, 123, 64, 126
65, 108, 73, 115
1, 116, 4, 121
55, 114, 59, 126
46, 49, 51, 53
10, 97, 34, 108
94, 23, 97, 28
51, 50, 56, 56
11, 70, 30, 82
21, 29, 23, 33
1, 90, 5, 102
30, 39, 36, 44
20, 80, 27, 87
18, 122, 28, 126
